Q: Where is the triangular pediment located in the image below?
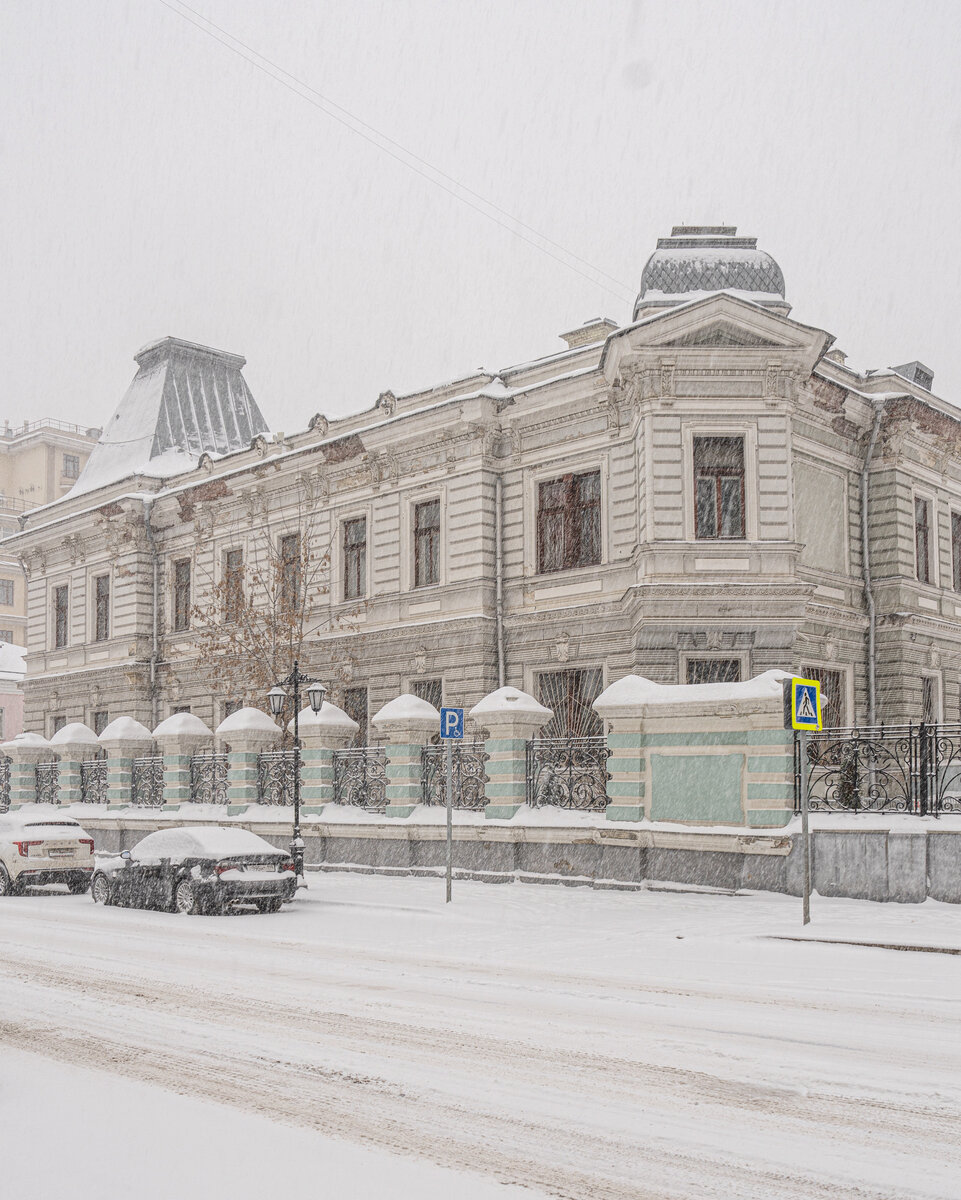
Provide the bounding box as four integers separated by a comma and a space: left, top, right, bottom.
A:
659, 320, 781, 348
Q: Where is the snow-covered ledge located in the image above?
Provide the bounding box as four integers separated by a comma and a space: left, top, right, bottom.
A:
372, 694, 439, 819
469, 687, 552, 819
592, 671, 795, 829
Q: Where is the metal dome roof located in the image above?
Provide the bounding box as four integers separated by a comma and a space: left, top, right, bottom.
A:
635, 226, 786, 319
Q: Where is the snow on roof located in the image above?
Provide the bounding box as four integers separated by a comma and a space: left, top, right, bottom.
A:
216, 706, 279, 736
1, 731, 52, 752
372, 693, 440, 726
152, 712, 213, 739
594, 670, 792, 714
130, 825, 282, 862
49, 722, 100, 746
469, 687, 552, 719
99, 716, 154, 743
0, 641, 26, 680
71, 337, 269, 496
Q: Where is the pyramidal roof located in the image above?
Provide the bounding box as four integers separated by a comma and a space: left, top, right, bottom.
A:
73, 337, 269, 495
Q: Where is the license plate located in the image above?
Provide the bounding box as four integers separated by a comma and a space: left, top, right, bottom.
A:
47, 849, 73, 857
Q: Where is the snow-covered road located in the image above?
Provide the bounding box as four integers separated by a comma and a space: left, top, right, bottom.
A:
2, 873, 960, 1199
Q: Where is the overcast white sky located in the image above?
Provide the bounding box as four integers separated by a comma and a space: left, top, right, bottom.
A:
2, 0, 960, 433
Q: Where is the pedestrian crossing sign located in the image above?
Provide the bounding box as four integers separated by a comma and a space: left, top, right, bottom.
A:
783, 677, 822, 731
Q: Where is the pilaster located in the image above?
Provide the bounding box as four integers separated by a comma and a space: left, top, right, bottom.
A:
293, 703, 359, 812
469, 687, 553, 820
372, 694, 439, 818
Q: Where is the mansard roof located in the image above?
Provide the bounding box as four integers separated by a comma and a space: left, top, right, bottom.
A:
72, 337, 269, 495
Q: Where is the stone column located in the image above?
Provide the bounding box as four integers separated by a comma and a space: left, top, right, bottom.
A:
152, 713, 214, 810
49, 722, 102, 804
293, 703, 359, 813
99, 718, 156, 809
469, 687, 553, 820
372, 694, 439, 818
215, 706, 282, 814
1, 733, 55, 809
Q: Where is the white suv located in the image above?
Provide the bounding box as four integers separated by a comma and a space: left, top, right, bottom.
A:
0, 814, 96, 895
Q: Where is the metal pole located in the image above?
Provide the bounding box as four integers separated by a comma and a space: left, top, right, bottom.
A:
445, 738, 453, 903
800, 730, 811, 925
292, 659, 304, 882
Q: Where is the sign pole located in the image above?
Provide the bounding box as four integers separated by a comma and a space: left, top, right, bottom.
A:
445, 738, 453, 904
800, 729, 811, 926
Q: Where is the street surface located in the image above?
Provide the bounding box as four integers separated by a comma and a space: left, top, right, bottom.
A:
2, 872, 960, 1199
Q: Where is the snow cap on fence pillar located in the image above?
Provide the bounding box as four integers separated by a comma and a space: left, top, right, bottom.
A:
1, 731, 55, 764
290, 703, 358, 750
152, 712, 213, 755
98, 717, 156, 758
469, 686, 552, 738
593, 669, 792, 722
49, 721, 102, 761
216, 706, 282, 753
372, 694, 439, 743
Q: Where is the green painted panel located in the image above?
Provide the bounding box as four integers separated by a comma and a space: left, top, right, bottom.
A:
606, 780, 646, 798
607, 733, 645, 749
640, 732, 751, 747
484, 738, 529, 753
746, 731, 793, 746
746, 755, 793, 774
650, 752, 744, 822
605, 804, 644, 821
746, 808, 792, 827
483, 781, 525, 799
483, 759, 523, 776
747, 782, 794, 801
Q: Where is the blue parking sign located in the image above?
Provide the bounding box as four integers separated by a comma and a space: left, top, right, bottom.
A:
440, 707, 464, 739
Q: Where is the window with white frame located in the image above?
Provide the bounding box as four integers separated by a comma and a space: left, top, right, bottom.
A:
0, 579, 13, 606
922, 675, 941, 723
536, 470, 601, 574
413, 499, 440, 588
343, 517, 367, 600
685, 658, 742, 685
915, 497, 932, 584
694, 436, 745, 539
801, 665, 845, 728
94, 574, 110, 641
53, 584, 68, 648
63, 454, 80, 479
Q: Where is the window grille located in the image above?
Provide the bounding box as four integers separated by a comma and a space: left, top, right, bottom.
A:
536, 471, 601, 573
693, 437, 745, 539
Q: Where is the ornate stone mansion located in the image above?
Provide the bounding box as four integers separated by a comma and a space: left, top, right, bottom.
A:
7, 226, 961, 740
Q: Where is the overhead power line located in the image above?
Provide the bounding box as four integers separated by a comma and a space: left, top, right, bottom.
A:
156, 0, 636, 305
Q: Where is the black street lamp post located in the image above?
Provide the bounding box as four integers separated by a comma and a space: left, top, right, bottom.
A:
267, 660, 326, 881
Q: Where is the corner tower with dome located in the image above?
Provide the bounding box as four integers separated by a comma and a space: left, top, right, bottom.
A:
7, 224, 961, 741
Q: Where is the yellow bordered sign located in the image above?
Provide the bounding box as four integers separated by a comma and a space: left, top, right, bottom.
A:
782, 677, 822, 731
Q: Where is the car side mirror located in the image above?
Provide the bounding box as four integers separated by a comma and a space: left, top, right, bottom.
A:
120, 850, 132, 861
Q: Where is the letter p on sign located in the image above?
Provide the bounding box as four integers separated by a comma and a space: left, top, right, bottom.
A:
440, 707, 464, 739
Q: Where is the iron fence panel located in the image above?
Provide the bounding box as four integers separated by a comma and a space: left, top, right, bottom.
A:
132, 755, 164, 808
190, 752, 228, 804
36, 761, 60, 806
421, 742, 488, 809
80, 758, 108, 805
333, 746, 388, 811
526, 736, 610, 810
258, 750, 296, 806
0, 755, 10, 810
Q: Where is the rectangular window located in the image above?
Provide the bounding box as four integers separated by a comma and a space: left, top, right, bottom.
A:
172, 705, 191, 715
343, 686, 369, 747
54, 584, 68, 648
93, 710, 109, 736
0, 630, 12, 643
224, 549, 244, 623
173, 559, 191, 632
922, 676, 939, 723
280, 533, 301, 611
915, 497, 931, 584
694, 436, 745, 539
94, 574, 110, 641
343, 517, 367, 600
536, 470, 601, 574
686, 658, 742, 685
63, 454, 80, 479
800, 666, 844, 728
536, 668, 604, 738
0, 579, 13, 605
952, 513, 961, 592
413, 500, 440, 588
222, 699, 242, 720
412, 678, 443, 711
52, 715, 66, 735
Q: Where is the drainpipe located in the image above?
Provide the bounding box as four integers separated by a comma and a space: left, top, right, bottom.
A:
495, 473, 506, 688
143, 498, 160, 728
861, 402, 885, 726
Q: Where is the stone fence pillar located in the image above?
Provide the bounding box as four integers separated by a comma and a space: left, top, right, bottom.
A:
153, 713, 214, 809
292, 703, 359, 812
50, 722, 102, 804
469, 687, 552, 820
593, 669, 795, 827
372, 694, 439, 818
1, 733, 55, 808
215, 707, 282, 812
99, 718, 156, 808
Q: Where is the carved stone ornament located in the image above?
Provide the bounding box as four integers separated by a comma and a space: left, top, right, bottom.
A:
705, 630, 723, 651
64, 533, 86, 564
198, 452, 214, 474
375, 390, 397, 416
308, 413, 329, 436
414, 646, 428, 674
554, 632, 572, 663
599, 392, 621, 437
194, 505, 214, 540
250, 434, 269, 457
930, 647, 942, 669
659, 359, 676, 400
824, 641, 837, 662
243, 486, 269, 523
764, 363, 781, 402
18, 554, 31, 580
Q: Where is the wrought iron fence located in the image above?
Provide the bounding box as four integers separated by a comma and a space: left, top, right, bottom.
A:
190, 752, 228, 804
796, 724, 961, 816
258, 750, 296, 805
80, 758, 108, 804
333, 746, 388, 811
421, 742, 488, 809
526, 736, 610, 810
132, 755, 164, 807
0, 755, 9, 810
36, 761, 60, 805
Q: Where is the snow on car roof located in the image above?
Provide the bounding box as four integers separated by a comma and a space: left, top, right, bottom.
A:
0, 817, 84, 834
131, 826, 282, 861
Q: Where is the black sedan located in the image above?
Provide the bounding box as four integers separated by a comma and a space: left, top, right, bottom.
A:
91, 826, 297, 914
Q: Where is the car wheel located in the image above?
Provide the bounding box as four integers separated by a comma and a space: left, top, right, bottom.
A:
256, 897, 283, 914
0, 865, 18, 897
175, 879, 199, 915
68, 877, 91, 895
90, 873, 114, 905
